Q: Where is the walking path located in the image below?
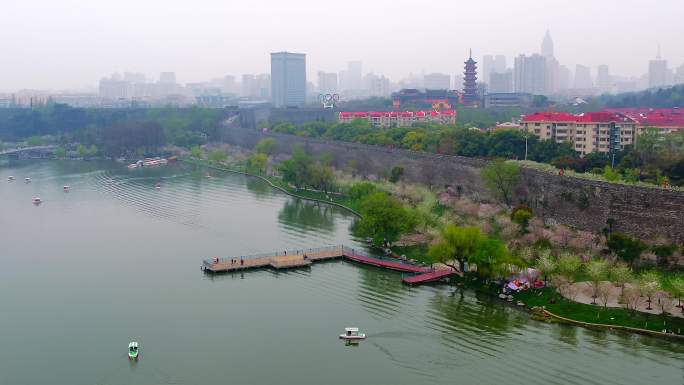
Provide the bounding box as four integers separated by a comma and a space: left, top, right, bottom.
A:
561, 281, 683, 318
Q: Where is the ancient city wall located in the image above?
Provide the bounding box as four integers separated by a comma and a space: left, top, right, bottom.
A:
220, 126, 684, 243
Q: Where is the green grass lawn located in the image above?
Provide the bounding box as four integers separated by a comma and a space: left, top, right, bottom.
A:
514, 287, 684, 334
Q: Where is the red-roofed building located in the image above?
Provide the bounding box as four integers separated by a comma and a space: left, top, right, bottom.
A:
521, 111, 637, 155
338, 110, 456, 128
604, 108, 684, 134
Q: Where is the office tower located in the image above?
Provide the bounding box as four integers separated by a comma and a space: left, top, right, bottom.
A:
649, 48, 668, 88
489, 70, 513, 93
541, 29, 554, 58
556, 65, 571, 91
339, 61, 363, 92
597, 65, 611, 88
423, 73, 451, 90
242, 74, 271, 98
574, 65, 593, 89
482, 55, 494, 85
123, 72, 146, 84
317, 72, 338, 93
270, 52, 306, 107
365, 73, 390, 97
494, 55, 506, 73
514, 54, 548, 94
159, 72, 176, 84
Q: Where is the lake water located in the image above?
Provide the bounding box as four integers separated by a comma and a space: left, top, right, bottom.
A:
1, 160, 682, 385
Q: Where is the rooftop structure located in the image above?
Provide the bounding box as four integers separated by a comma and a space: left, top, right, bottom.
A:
604, 108, 684, 134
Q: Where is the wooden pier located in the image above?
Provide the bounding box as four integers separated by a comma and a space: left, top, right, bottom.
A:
202, 245, 456, 285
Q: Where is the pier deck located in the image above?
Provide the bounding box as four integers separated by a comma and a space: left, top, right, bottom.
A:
202, 245, 455, 285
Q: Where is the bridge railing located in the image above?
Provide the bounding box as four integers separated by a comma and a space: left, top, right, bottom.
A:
204, 245, 345, 265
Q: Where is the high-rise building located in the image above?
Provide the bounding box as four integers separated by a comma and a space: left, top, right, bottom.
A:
482, 55, 494, 85
555, 65, 571, 91
574, 65, 593, 89
99, 76, 132, 100
339, 61, 363, 92
270, 52, 306, 107
462, 50, 479, 106
317, 72, 338, 93
123, 72, 146, 84
159, 72, 176, 84
514, 54, 548, 94
365, 73, 391, 97
541, 30, 554, 58
423, 73, 451, 90
481, 55, 507, 85
489, 70, 513, 93
596, 65, 611, 88
649, 49, 668, 88
453, 74, 464, 91
242, 74, 271, 98
675, 63, 684, 85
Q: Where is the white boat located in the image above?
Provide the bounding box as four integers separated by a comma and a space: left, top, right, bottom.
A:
25, 177, 31, 183
63, 185, 70, 192
32, 197, 42, 205
142, 157, 167, 167
339, 327, 366, 340
155, 182, 161, 189
7, 176, 14, 181
128, 341, 139, 360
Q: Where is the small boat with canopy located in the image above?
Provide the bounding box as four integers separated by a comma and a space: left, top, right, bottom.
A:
339, 327, 366, 341
128, 341, 139, 360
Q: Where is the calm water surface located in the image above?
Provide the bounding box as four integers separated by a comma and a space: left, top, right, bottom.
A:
0, 160, 682, 385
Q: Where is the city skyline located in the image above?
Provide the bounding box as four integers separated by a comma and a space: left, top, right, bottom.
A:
1, 0, 683, 92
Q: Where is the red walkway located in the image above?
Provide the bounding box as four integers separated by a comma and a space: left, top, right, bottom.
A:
342, 250, 428, 273
402, 269, 456, 284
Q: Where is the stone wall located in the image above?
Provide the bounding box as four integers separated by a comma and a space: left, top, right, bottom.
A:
219, 126, 684, 243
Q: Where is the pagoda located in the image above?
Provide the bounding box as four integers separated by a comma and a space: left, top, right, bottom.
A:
462, 49, 478, 106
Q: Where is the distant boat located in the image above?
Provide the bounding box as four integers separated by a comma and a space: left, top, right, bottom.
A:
25, 177, 31, 183
339, 327, 366, 341
7, 176, 14, 182
128, 341, 139, 360
143, 157, 167, 167
32, 197, 42, 205
155, 182, 161, 189
63, 185, 70, 192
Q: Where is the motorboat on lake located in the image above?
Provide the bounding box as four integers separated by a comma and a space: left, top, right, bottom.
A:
339, 327, 366, 341
63, 185, 70, 192
32, 197, 42, 205
128, 341, 139, 360
155, 182, 161, 189
128, 160, 143, 169
8, 176, 14, 181
25, 177, 31, 183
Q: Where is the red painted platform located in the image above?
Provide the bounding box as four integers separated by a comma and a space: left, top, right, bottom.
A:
342, 251, 428, 273
402, 269, 456, 284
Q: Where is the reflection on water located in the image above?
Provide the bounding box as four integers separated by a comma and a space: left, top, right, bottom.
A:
278, 198, 337, 233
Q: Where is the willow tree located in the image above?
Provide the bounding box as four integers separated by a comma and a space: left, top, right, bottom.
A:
428, 225, 484, 273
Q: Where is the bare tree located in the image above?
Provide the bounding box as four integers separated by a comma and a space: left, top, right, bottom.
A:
622, 283, 642, 314
597, 282, 613, 308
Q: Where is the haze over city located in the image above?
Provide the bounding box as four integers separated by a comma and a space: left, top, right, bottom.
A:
2, 0, 683, 91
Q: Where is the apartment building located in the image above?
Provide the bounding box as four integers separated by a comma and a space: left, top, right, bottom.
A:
521, 112, 636, 155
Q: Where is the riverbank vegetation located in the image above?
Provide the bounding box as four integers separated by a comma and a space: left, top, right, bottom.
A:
188, 139, 684, 336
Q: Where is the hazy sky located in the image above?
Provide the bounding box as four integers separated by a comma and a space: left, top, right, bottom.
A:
1, 0, 683, 91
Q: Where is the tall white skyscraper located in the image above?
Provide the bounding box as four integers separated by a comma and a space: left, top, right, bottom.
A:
270, 52, 306, 107
514, 54, 548, 94
649, 48, 668, 88
159, 72, 176, 84
317, 72, 338, 93
541, 29, 554, 58
489, 70, 513, 93
596, 65, 611, 88
574, 65, 593, 89
339, 61, 363, 92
